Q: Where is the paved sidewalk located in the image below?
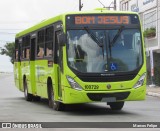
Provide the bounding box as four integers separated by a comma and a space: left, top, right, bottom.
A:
146, 85, 160, 97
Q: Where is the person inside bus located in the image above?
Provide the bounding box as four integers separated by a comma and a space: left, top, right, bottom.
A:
46, 48, 52, 56
16, 50, 18, 60
37, 45, 44, 58
26, 48, 30, 59
22, 49, 25, 59
46, 43, 53, 57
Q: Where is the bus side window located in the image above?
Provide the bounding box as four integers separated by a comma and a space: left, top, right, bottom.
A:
22, 37, 25, 59
15, 39, 19, 60
45, 26, 53, 57
22, 35, 30, 59
37, 30, 45, 58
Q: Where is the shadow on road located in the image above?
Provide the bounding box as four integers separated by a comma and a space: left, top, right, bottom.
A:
9, 97, 137, 116
63, 103, 136, 116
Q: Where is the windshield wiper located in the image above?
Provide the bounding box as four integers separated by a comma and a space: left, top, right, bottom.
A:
110, 26, 124, 47
84, 27, 105, 59
84, 26, 103, 47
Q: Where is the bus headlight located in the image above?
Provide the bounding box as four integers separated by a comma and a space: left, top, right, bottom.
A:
133, 73, 146, 88
66, 76, 83, 91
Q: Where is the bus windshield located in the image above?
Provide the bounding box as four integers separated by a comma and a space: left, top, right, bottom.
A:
67, 28, 142, 73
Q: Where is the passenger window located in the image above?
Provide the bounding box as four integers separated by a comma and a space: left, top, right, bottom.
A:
37, 30, 45, 58
15, 40, 19, 60
45, 26, 53, 57
22, 35, 30, 59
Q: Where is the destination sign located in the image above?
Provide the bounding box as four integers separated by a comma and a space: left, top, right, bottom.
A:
75, 16, 129, 25
66, 14, 140, 27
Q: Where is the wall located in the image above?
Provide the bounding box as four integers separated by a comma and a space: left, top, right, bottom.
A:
120, 0, 159, 49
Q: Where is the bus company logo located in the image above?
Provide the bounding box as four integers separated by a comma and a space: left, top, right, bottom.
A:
2, 123, 11, 128
106, 84, 111, 89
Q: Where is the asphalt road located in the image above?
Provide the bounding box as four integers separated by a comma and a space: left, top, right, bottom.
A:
0, 73, 160, 130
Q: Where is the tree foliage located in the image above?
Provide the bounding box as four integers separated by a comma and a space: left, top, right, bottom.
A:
0, 42, 15, 64
143, 27, 156, 38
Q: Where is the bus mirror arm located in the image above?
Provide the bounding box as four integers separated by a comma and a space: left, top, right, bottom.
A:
57, 32, 66, 46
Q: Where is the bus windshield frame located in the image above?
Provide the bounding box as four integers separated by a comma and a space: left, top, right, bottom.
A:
66, 14, 143, 75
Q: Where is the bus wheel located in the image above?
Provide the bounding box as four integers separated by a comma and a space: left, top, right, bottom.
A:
108, 102, 124, 110
24, 79, 33, 101
48, 84, 65, 111
32, 96, 41, 101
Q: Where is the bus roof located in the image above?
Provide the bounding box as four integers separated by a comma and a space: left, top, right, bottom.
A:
16, 8, 138, 38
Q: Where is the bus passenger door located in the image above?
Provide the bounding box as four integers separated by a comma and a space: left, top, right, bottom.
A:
55, 30, 63, 99
30, 36, 36, 95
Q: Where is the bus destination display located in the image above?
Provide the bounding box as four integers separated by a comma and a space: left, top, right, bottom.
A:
75, 16, 129, 25
66, 14, 140, 27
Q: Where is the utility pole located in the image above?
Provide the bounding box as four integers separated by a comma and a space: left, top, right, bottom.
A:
114, 0, 116, 10
79, 0, 83, 11
106, 0, 117, 10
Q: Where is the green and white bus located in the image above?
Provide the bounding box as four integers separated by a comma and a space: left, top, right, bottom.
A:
14, 8, 146, 111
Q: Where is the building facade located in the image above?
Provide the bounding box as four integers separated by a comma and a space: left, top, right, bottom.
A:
120, 0, 160, 85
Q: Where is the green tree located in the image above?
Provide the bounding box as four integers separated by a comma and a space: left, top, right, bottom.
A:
0, 42, 15, 64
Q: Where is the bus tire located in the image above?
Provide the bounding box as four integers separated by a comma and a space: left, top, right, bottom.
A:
48, 84, 65, 111
108, 101, 124, 110
32, 96, 41, 101
24, 79, 33, 101
53, 101, 65, 111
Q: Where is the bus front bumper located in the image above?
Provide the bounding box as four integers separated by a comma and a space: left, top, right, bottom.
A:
62, 85, 146, 104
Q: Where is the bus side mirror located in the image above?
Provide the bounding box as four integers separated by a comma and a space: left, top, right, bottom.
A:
57, 32, 66, 46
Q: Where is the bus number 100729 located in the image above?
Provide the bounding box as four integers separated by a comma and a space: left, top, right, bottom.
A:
85, 85, 99, 90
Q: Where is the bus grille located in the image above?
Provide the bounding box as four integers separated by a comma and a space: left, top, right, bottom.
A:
87, 92, 130, 101
78, 74, 136, 82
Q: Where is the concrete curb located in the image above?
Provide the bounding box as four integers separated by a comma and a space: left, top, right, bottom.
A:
147, 92, 160, 97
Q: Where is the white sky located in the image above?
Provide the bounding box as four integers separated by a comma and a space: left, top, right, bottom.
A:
0, 0, 119, 72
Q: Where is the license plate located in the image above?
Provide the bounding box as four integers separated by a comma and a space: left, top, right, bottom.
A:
101, 97, 116, 102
